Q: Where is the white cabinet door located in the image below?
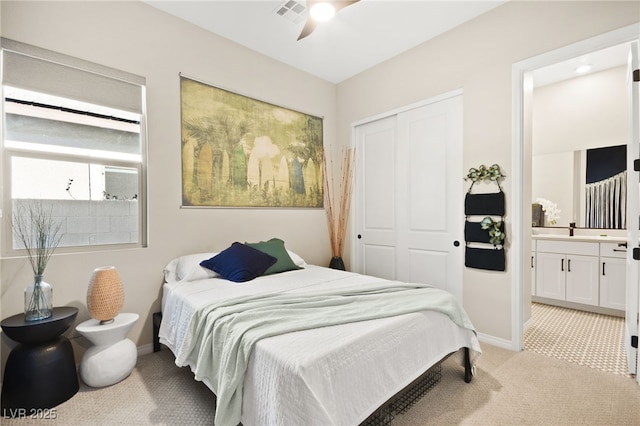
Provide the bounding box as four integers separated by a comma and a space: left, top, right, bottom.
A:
600, 257, 626, 310
536, 252, 566, 300
531, 253, 536, 296
565, 255, 599, 306
531, 241, 536, 296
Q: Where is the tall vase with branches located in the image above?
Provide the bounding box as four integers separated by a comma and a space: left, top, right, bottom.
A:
323, 147, 354, 270
12, 201, 63, 321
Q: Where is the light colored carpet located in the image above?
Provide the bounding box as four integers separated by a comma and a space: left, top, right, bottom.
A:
3, 343, 639, 425
524, 302, 628, 376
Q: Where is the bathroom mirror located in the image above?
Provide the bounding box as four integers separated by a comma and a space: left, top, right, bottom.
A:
530, 44, 629, 229
532, 145, 626, 229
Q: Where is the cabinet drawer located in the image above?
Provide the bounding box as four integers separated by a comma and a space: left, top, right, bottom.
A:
600, 242, 628, 259
536, 240, 598, 256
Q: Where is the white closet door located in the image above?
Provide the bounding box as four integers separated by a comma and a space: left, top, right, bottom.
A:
354, 94, 463, 302
353, 115, 398, 281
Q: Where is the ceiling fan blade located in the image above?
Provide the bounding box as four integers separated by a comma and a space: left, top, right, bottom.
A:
333, 0, 360, 13
297, 18, 318, 41
297, 0, 360, 41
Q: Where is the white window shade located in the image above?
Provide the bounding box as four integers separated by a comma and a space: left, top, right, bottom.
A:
5, 113, 141, 157
1, 38, 144, 115
2, 38, 147, 251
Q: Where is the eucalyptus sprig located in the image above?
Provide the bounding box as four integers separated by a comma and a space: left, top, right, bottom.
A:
466, 164, 505, 182
480, 216, 505, 246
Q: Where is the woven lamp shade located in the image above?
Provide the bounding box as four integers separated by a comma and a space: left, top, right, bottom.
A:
87, 266, 124, 324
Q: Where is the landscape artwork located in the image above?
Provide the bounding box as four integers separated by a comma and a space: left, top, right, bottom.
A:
180, 76, 324, 208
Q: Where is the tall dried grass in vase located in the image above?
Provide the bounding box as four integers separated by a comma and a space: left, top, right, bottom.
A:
12, 201, 63, 320
323, 148, 354, 270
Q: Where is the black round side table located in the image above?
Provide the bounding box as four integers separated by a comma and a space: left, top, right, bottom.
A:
1, 307, 79, 417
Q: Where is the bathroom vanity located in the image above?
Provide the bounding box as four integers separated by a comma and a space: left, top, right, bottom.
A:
531, 231, 627, 316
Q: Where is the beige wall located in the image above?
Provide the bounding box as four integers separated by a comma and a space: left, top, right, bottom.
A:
0, 0, 638, 368
0, 0, 336, 365
533, 66, 627, 156
336, 1, 639, 341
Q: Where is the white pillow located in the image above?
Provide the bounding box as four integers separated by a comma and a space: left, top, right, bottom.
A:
164, 253, 218, 282
164, 250, 304, 283
286, 250, 307, 267
182, 261, 220, 282
163, 257, 181, 282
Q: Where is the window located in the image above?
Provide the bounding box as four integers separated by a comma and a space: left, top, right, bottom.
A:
1, 39, 147, 252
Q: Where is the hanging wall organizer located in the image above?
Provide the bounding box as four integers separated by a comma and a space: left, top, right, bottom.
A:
464, 164, 506, 271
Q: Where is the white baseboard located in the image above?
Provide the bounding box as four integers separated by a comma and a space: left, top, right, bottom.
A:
477, 332, 516, 351
137, 343, 154, 356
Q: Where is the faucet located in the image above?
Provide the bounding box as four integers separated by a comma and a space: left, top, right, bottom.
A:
569, 222, 575, 237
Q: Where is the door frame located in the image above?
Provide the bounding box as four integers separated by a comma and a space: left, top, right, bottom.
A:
511, 24, 640, 353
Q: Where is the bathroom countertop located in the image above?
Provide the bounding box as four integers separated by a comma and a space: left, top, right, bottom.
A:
532, 234, 627, 243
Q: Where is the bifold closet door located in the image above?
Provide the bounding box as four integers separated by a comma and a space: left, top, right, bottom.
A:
354, 94, 463, 302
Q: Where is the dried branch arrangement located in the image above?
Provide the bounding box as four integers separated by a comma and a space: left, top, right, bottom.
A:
323, 147, 354, 258
12, 201, 63, 275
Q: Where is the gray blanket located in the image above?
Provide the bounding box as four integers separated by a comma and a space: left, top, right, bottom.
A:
176, 279, 476, 426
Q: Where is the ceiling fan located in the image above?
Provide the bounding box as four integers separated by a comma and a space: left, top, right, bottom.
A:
297, 0, 360, 41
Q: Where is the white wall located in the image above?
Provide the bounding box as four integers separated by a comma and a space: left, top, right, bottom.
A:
533, 66, 627, 156
0, 0, 336, 367
336, 1, 639, 342
532, 152, 575, 227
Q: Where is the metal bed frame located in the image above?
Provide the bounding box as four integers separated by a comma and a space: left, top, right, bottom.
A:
360, 348, 472, 426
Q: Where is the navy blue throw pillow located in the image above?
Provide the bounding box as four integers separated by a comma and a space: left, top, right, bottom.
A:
200, 242, 277, 282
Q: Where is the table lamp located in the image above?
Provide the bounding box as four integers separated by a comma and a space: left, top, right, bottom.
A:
87, 266, 124, 324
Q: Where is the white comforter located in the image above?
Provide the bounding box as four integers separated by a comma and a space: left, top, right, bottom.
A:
159, 266, 481, 426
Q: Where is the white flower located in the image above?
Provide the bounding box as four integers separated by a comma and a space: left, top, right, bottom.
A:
536, 198, 561, 225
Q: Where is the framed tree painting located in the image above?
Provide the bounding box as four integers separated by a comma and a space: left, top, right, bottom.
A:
180, 76, 324, 208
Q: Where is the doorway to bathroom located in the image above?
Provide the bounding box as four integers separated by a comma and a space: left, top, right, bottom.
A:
511, 24, 640, 381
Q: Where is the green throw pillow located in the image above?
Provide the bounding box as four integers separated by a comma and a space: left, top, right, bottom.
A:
245, 238, 302, 275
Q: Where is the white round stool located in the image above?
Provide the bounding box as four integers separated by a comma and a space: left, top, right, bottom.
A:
76, 313, 139, 387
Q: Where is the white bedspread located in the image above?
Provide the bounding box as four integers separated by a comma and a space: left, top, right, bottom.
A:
159, 266, 481, 426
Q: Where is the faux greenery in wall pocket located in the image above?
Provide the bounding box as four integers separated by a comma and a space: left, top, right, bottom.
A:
480, 216, 505, 246
464, 163, 506, 271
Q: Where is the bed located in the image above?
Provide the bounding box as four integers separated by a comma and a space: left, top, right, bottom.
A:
158, 242, 481, 426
